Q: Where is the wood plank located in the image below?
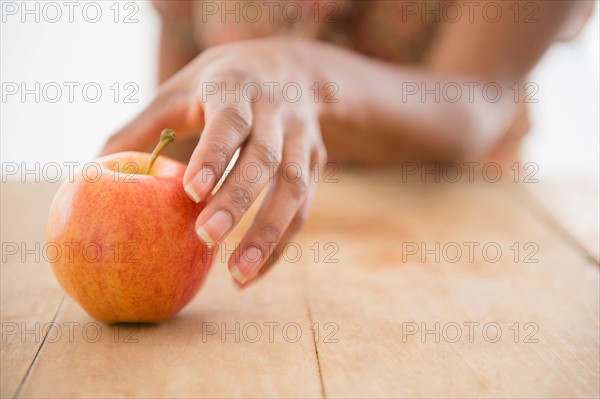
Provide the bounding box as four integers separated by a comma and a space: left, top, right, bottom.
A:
4, 172, 598, 398
14, 183, 322, 398
525, 178, 599, 263
1, 182, 65, 399
302, 171, 599, 398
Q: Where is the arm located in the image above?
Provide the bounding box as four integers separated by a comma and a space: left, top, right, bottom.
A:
153, 0, 198, 84
152, 0, 200, 161
318, 0, 587, 163
102, 1, 585, 286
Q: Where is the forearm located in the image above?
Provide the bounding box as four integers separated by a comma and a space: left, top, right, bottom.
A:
316, 1, 581, 163
314, 44, 516, 163
158, 18, 198, 84
155, 10, 199, 162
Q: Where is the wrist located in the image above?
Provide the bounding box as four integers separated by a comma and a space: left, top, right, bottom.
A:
292, 39, 343, 121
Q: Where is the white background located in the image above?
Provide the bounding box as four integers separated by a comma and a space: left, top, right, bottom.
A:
1, 1, 598, 178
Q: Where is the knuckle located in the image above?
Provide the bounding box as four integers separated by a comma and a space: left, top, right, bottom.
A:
259, 223, 284, 244
209, 66, 249, 85
252, 139, 281, 166
285, 176, 308, 202
208, 142, 230, 167
228, 185, 253, 214
219, 105, 252, 137
222, 67, 249, 84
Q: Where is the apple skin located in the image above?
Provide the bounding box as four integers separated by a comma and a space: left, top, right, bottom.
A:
46, 151, 215, 324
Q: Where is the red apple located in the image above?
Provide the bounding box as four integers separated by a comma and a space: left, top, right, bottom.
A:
46, 130, 215, 323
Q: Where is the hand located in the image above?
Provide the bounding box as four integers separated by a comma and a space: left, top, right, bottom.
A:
102, 37, 328, 286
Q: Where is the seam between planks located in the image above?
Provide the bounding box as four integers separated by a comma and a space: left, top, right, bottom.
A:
303, 265, 327, 399
14, 294, 67, 399
514, 184, 599, 266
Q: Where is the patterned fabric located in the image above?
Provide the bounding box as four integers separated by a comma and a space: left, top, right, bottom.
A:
193, 0, 441, 64
188, 0, 527, 164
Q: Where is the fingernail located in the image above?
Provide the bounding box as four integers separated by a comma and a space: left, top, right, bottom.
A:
197, 166, 218, 198
184, 184, 201, 203
185, 166, 217, 203
196, 210, 233, 247
229, 264, 248, 285
230, 246, 262, 285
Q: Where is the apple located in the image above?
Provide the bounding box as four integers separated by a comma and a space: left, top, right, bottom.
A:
46, 130, 215, 323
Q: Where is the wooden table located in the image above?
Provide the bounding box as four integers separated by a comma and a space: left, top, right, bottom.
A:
1, 170, 598, 398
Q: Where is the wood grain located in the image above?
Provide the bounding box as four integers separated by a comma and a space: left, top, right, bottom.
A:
302, 172, 599, 398
1, 171, 598, 398
5, 182, 322, 398
1, 182, 65, 399
525, 178, 600, 263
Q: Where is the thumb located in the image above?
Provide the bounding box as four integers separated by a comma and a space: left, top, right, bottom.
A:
100, 104, 169, 156
101, 89, 206, 156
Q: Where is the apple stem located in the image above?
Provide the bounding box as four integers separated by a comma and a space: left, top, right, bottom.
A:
146, 129, 176, 174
